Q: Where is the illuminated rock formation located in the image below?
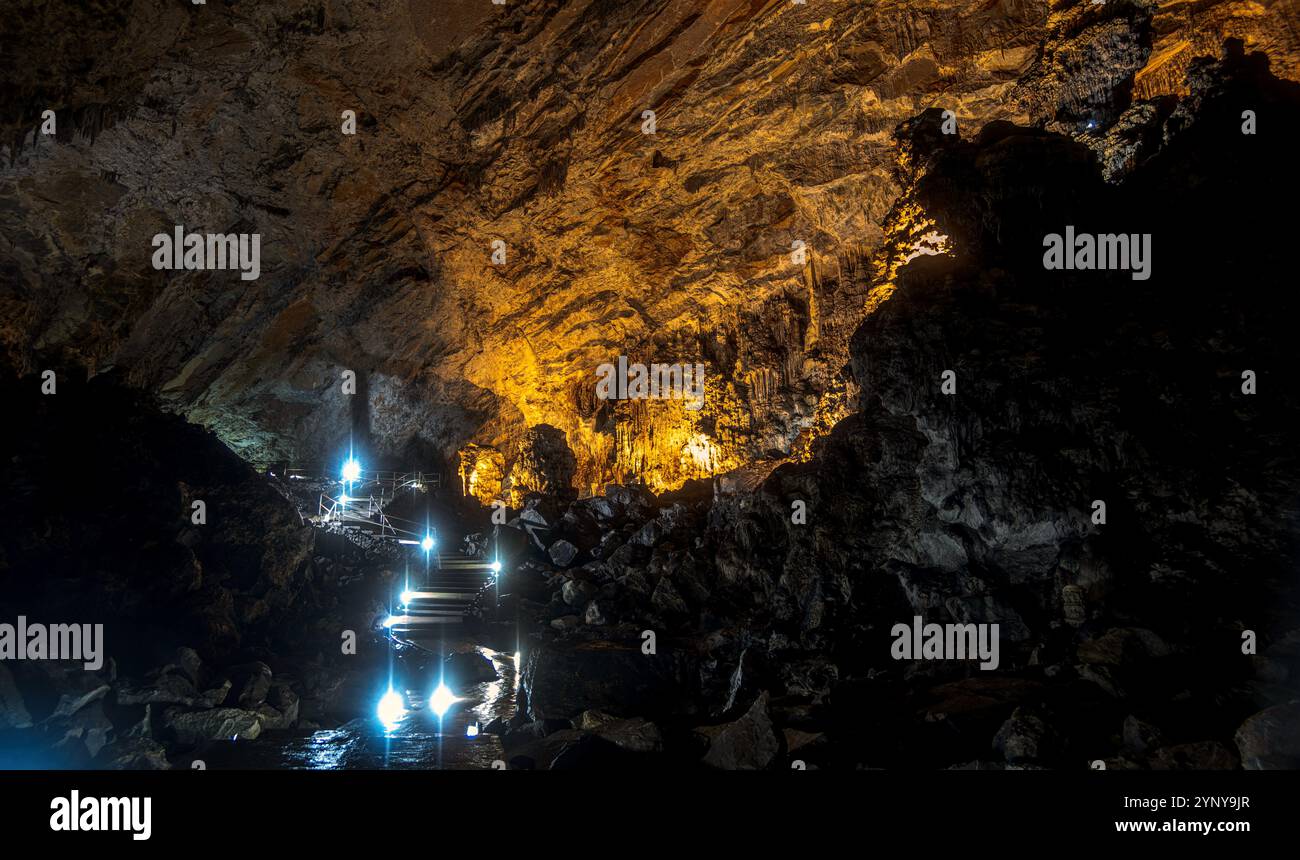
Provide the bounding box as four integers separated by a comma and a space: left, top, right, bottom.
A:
1, 0, 1296, 494
505, 424, 578, 505
458, 442, 505, 505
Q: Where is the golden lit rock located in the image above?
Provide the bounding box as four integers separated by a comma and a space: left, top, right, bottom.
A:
458, 443, 505, 506
505, 425, 578, 506
2, 0, 1295, 498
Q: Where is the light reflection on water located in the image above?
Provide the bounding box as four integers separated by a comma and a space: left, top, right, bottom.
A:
202, 646, 518, 771
294, 728, 361, 769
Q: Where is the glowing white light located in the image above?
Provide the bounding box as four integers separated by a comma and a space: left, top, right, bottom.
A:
382, 616, 395, 629
429, 683, 459, 718
400, 590, 414, 605
342, 458, 362, 483
339, 493, 350, 503
490, 561, 502, 574
466, 723, 479, 738
421, 535, 435, 552
377, 688, 405, 729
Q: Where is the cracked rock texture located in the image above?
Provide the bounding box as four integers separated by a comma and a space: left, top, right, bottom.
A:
514, 48, 1300, 768
2, 0, 1298, 494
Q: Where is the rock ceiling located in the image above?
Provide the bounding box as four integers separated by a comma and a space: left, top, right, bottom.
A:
2, 0, 1297, 493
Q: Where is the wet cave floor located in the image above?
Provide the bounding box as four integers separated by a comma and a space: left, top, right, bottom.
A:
197, 642, 519, 770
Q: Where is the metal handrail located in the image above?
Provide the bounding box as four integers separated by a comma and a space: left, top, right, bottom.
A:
317, 492, 398, 537
287, 467, 440, 490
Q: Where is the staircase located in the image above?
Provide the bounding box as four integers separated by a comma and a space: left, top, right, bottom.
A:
385, 555, 498, 647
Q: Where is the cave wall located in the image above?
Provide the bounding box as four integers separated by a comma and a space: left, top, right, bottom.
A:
0, 373, 317, 665
2, 0, 1297, 492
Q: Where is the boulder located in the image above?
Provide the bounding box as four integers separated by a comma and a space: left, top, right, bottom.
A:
116, 674, 199, 708
48, 699, 115, 760
606, 541, 650, 570
198, 680, 232, 709
255, 703, 295, 731
164, 707, 264, 745
591, 716, 663, 753
548, 539, 579, 568
574, 709, 619, 731
606, 485, 654, 518
1235, 703, 1300, 769
170, 647, 204, 686
520, 500, 556, 529
651, 577, 690, 616
225, 662, 273, 709
265, 683, 300, 727
1252, 630, 1300, 684
667, 552, 711, 604
591, 530, 624, 560
784, 728, 825, 757
993, 706, 1060, 765
1121, 714, 1164, 753
619, 569, 652, 600
96, 738, 171, 770
629, 520, 665, 548
656, 503, 690, 534
123, 704, 156, 740
1148, 741, 1239, 770
584, 497, 618, 521
558, 507, 602, 551
49, 684, 111, 720
699, 692, 780, 770
561, 578, 596, 607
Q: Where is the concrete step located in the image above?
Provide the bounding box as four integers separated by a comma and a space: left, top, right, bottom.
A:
403, 592, 480, 600
402, 609, 467, 620
404, 598, 475, 611
386, 614, 465, 627
413, 570, 494, 578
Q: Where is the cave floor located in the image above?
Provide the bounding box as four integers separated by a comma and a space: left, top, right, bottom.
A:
198, 646, 519, 770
